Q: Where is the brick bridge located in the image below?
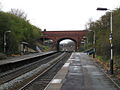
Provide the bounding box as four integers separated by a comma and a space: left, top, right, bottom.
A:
41, 30, 88, 51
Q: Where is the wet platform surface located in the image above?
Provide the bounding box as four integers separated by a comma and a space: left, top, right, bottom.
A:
45, 52, 119, 90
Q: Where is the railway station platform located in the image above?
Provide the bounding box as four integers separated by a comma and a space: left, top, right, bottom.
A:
45, 52, 119, 90
0, 51, 56, 66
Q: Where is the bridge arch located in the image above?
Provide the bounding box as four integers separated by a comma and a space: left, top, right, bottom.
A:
56, 38, 77, 51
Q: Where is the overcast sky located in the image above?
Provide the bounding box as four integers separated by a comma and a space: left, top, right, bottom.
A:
1, 0, 120, 31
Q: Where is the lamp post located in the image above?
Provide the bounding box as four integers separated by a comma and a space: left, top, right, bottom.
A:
4, 30, 11, 53
83, 36, 88, 50
97, 7, 113, 74
89, 30, 96, 58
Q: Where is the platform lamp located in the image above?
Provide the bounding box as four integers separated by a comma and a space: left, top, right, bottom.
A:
97, 7, 113, 74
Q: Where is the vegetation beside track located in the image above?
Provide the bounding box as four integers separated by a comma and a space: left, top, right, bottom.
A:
86, 8, 120, 80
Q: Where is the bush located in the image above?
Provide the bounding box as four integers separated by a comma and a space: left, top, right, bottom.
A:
0, 53, 7, 60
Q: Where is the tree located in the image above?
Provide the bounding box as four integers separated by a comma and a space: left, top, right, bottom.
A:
87, 7, 120, 61
0, 11, 42, 54
9, 9, 27, 20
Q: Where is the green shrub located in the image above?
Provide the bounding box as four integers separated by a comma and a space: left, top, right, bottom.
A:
0, 53, 7, 60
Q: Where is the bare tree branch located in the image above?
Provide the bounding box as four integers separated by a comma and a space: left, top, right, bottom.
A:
9, 9, 27, 20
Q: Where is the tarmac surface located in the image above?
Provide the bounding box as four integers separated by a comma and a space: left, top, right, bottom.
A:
0, 51, 55, 65
45, 52, 119, 90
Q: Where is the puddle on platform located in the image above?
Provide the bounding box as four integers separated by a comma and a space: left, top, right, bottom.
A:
83, 65, 96, 68
69, 66, 82, 73
71, 63, 81, 66
91, 72, 103, 76
75, 57, 79, 59
69, 72, 83, 76
74, 59, 80, 61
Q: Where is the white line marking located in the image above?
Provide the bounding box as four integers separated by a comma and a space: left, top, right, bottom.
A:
51, 79, 62, 84
63, 63, 70, 67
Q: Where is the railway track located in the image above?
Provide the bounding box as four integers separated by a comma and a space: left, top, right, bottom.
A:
19, 52, 71, 90
0, 52, 71, 90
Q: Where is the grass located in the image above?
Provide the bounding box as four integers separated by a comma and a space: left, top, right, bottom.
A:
96, 55, 109, 71
95, 55, 120, 79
